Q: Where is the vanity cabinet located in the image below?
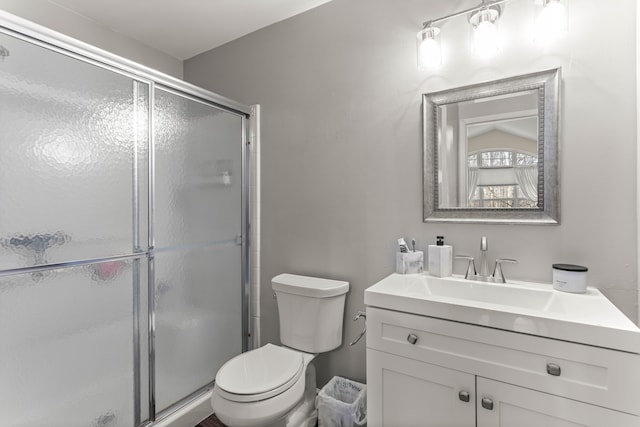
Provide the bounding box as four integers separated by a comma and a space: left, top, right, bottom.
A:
476, 378, 638, 426
367, 349, 475, 426
366, 306, 640, 427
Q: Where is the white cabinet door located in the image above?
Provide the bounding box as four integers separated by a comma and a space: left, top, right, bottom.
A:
476, 377, 640, 427
367, 349, 475, 427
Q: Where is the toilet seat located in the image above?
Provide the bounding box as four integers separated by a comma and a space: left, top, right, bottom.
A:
215, 344, 305, 403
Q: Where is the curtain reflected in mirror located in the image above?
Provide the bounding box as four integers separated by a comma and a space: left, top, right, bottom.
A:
466, 116, 538, 209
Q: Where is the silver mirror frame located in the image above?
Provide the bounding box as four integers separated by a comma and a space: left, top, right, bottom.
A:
423, 68, 561, 224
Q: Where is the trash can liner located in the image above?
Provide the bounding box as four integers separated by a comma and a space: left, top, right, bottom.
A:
317, 376, 367, 427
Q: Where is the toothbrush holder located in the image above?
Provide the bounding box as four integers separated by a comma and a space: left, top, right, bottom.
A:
396, 251, 424, 274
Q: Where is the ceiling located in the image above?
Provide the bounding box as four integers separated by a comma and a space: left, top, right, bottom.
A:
468, 117, 538, 141
48, 0, 334, 60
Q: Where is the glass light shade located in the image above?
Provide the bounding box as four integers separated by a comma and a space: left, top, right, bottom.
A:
417, 26, 442, 69
534, 0, 568, 45
471, 8, 500, 58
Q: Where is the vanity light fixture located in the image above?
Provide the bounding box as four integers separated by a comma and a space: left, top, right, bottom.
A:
534, 0, 568, 45
469, 5, 502, 58
416, 24, 442, 69
417, 0, 568, 69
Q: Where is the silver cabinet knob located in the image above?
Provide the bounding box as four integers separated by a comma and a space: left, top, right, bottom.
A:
458, 391, 470, 402
407, 333, 418, 344
546, 363, 561, 376
481, 397, 494, 410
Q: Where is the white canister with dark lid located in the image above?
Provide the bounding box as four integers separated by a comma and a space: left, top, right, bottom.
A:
552, 264, 588, 293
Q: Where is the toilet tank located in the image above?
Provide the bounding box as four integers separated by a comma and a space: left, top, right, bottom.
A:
272, 274, 349, 353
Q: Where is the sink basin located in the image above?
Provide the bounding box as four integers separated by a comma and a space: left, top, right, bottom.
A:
365, 273, 640, 353
413, 276, 556, 311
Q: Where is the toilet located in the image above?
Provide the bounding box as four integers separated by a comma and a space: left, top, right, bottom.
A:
211, 273, 349, 427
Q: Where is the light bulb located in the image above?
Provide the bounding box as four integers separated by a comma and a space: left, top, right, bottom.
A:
474, 20, 499, 58
534, 0, 568, 45
416, 26, 442, 69
470, 7, 501, 59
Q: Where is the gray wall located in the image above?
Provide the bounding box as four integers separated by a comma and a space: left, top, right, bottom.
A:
0, 0, 183, 78
184, 0, 637, 386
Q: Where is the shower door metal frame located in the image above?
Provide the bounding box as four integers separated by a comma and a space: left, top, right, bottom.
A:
0, 10, 253, 427
147, 83, 252, 423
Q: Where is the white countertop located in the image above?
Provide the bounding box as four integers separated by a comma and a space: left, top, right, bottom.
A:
364, 273, 640, 353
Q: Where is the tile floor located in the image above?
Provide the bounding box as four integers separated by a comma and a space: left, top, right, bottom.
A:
194, 414, 226, 427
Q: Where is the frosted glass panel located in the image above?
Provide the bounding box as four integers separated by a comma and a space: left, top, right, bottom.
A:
136, 258, 151, 424
153, 87, 244, 411
0, 33, 149, 270
154, 246, 242, 411
154, 88, 243, 248
0, 259, 146, 427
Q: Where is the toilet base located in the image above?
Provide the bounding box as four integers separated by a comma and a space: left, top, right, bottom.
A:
280, 363, 317, 427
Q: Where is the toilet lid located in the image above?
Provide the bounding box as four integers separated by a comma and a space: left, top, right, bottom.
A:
215, 344, 304, 401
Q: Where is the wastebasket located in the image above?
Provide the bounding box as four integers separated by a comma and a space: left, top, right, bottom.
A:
317, 376, 367, 427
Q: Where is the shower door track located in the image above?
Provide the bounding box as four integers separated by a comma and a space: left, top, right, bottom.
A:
0, 11, 250, 117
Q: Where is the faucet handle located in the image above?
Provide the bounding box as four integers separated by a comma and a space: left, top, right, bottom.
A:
493, 258, 518, 283
455, 255, 477, 279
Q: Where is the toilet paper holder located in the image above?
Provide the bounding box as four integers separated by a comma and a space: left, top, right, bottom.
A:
349, 311, 367, 346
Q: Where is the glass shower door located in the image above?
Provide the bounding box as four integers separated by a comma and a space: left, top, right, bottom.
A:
0, 32, 149, 427
153, 87, 244, 412
0, 23, 249, 426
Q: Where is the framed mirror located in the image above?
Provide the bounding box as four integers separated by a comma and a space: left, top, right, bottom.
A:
423, 68, 561, 224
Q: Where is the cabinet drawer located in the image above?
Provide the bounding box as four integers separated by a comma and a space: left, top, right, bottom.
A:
366, 307, 640, 415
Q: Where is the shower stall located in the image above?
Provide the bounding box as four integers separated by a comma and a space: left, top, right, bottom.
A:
0, 13, 252, 427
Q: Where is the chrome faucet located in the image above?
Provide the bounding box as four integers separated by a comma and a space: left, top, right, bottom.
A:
455, 236, 517, 283
478, 236, 490, 278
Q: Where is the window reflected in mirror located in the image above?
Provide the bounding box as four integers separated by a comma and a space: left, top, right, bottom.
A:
466, 116, 539, 209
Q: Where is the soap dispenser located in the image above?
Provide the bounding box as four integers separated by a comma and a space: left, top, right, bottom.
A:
428, 235, 453, 277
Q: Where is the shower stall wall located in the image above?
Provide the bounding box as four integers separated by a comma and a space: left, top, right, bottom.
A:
0, 14, 251, 427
